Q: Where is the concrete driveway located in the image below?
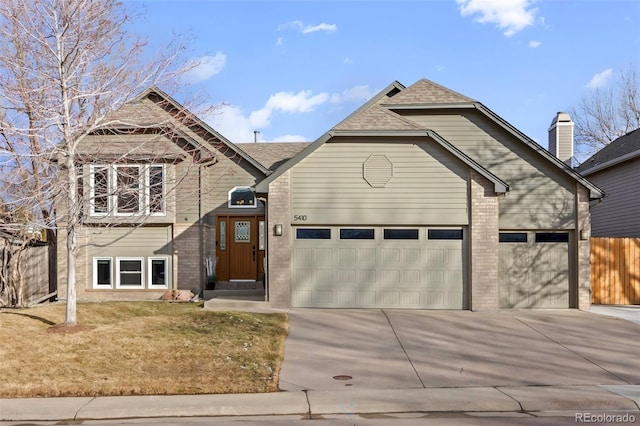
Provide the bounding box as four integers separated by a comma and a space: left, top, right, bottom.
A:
278, 309, 640, 391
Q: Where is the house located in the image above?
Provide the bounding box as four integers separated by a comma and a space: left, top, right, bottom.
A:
576, 128, 640, 237
56, 79, 604, 311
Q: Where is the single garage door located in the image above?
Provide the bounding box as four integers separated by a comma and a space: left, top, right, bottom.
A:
292, 227, 466, 309
499, 231, 569, 308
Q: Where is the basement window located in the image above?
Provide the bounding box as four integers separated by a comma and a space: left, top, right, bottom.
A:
116, 258, 144, 288
148, 257, 168, 289
93, 257, 112, 288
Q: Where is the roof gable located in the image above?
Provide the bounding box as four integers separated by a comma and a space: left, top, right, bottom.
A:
577, 128, 640, 175
88, 86, 269, 174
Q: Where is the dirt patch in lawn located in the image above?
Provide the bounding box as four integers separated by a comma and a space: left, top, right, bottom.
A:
0, 302, 288, 398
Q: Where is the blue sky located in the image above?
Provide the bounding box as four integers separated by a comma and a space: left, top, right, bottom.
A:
129, 0, 639, 153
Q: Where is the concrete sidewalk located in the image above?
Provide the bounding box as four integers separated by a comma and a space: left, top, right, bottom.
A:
1, 385, 639, 421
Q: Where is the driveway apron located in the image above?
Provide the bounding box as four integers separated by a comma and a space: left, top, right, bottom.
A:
278, 309, 639, 391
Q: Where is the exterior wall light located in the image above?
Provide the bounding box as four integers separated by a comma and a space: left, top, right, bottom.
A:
274, 224, 283, 236
580, 229, 589, 240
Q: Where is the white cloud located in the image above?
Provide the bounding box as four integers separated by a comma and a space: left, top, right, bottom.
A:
528, 40, 541, 48
207, 85, 371, 142
265, 90, 330, 113
587, 68, 614, 89
457, 0, 537, 37
330, 85, 376, 104
182, 53, 226, 83
278, 20, 337, 34
344, 57, 353, 64
276, 37, 283, 46
302, 23, 337, 34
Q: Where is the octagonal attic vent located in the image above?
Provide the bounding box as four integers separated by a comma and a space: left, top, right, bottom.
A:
363, 154, 393, 188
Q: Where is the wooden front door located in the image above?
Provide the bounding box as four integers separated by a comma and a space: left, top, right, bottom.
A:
216, 215, 265, 282
229, 217, 257, 280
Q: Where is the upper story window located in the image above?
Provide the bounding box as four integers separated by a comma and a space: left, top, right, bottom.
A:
89, 164, 165, 216
228, 186, 256, 208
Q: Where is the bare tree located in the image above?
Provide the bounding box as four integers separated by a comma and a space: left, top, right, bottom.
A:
571, 65, 640, 159
0, 0, 195, 323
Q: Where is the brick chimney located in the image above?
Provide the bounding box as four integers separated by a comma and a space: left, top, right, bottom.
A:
548, 112, 574, 166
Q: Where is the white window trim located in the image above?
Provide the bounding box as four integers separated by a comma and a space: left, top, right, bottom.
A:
89, 165, 110, 216
115, 257, 145, 289
145, 164, 166, 216
92, 257, 113, 289
114, 165, 143, 216
148, 256, 169, 289
228, 186, 257, 209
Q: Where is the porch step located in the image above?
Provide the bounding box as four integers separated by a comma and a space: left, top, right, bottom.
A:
203, 298, 273, 312
203, 289, 265, 300
210, 281, 264, 290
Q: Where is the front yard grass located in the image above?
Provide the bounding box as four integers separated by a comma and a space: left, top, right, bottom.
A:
0, 302, 288, 398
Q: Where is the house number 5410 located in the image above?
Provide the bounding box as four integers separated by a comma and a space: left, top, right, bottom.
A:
293, 215, 308, 221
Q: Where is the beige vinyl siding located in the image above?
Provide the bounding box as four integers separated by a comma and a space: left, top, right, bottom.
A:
404, 111, 576, 229
87, 226, 173, 288
203, 155, 266, 217
587, 158, 640, 237
175, 161, 200, 223
291, 138, 468, 225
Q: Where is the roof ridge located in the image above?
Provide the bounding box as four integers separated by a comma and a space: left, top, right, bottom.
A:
385, 78, 475, 105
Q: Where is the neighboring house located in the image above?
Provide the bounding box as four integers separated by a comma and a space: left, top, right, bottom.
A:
57, 79, 604, 310
576, 129, 640, 237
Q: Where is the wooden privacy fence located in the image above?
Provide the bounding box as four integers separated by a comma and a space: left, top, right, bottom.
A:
591, 237, 640, 305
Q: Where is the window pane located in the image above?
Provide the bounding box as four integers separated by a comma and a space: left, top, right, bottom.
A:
230, 188, 255, 206
383, 229, 418, 240
96, 259, 111, 285
297, 229, 331, 239
149, 166, 164, 214
235, 221, 251, 243
120, 273, 142, 286
93, 167, 109, 214
116, 166, 140, 213
120, 259, 142, 272
340, 229, 375, 239
219, 221, 226, 250
499, 233, 528, 243
428, 229, 463, 240
535, 233, 569, 243
151, 259, 166, 286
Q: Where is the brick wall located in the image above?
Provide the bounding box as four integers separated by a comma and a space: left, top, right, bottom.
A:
173, 224, 203, 293
266, 170, 291, 308
576, 184, 591, 309
469, 170, 500, 311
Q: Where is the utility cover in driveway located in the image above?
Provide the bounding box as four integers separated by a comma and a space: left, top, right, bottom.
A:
291, 226, 465, 309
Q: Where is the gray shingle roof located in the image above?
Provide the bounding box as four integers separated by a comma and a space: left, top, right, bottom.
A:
235, 142, 311, 171
577, 128, 640, 174
383, 78, 476, 105
334, 105, 421, 131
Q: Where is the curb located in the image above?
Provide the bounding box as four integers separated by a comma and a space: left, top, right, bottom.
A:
1, 386, 638, 422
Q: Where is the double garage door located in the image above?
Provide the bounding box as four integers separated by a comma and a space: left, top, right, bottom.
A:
292, 226, 465, 309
